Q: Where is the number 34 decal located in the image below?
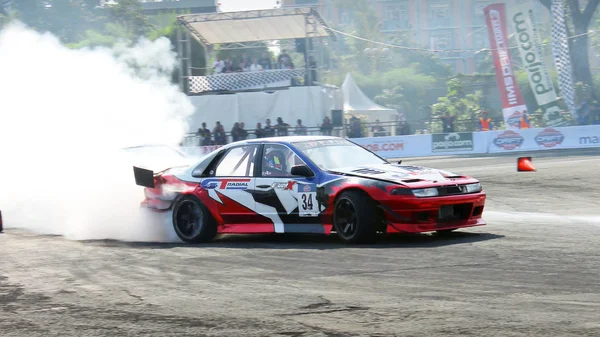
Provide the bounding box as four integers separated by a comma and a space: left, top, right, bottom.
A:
301, 193, 313, 210
298, 183, 319, 217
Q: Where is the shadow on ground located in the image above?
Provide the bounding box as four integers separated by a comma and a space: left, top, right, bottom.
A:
76, 230, 504, 250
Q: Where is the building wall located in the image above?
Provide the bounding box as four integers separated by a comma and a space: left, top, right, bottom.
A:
283, 0, 555, 74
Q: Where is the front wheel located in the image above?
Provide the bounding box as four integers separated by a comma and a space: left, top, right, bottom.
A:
172, 196, 217, 243
333, 190, 378, 244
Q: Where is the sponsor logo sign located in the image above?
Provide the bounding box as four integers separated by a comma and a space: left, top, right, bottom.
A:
361, 142, 404, 153
303, 184, 311, 192
579, 136, 600, 145
484, 3, 529, 129
493, 130, 524, 150
272, 181, 296, 190
201, 178, 251, 190
510, 4, 569, 127
534, 128, 564, 148
432, 132, 474, 152
506, 111, 523, 129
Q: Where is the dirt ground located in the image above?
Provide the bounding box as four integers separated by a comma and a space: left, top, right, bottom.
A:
1, 149, 599, 337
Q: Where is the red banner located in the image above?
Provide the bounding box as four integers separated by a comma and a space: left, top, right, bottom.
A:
483, 3, 529, 129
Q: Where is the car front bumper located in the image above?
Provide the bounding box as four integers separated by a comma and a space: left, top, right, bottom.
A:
379, 191, 487, 233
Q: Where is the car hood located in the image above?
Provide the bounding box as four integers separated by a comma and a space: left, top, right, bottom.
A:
329, 163, 475, 186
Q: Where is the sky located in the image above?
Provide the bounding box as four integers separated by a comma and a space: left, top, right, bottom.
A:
218, 0, 280, 12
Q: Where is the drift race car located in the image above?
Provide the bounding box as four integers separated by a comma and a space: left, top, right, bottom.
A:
134, 136, 486, 244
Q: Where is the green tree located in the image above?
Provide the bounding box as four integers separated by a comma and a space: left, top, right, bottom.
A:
430, 78, 484, 132
7, 1, 207, 86
103, 0, 152, 39
8, 0, 100, 43
325, 0, 456, 125
332, 0, 384, 73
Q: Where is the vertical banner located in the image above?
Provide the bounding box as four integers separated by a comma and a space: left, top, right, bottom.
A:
551, 0, 577, 121
510, 3, 571, 127
484, 3, 529, 129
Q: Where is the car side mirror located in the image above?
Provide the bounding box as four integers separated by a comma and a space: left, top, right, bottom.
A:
291, 164, 314, 178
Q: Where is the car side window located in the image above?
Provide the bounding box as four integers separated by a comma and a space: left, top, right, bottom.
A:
191, 150, 221, 177
214, 145, 258, 177
261, 144, 305, 177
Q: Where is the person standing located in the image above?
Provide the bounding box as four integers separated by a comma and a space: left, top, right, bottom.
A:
213, 121, 226, 145
440, 112, 455, 132
275, 117, 290, 136
197, 122, 212, 146
478, 111, 492, 131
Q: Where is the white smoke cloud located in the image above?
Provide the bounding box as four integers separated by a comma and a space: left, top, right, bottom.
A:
0, 22, 195, 242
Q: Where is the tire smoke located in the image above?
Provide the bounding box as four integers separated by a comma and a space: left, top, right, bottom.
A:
0, 22, 194, 242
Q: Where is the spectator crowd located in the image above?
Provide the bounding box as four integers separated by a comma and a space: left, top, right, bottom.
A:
196, 117, 334, 146
212, 50, 295, 74
193, 105, 600, 147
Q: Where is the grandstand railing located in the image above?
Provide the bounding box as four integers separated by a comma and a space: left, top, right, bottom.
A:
180, 116, 521, 147
189, 68, 308, 93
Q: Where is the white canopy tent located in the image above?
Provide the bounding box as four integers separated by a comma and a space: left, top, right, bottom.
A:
341, 73, 403, 123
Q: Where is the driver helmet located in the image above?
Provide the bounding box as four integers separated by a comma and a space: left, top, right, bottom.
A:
264, 148, 285, 170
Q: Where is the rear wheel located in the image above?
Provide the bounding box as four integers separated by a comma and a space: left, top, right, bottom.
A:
333, 190, 378, 244
172, 196, 217, 243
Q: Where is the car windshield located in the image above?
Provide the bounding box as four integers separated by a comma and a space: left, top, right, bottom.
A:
293, 139, 388, 170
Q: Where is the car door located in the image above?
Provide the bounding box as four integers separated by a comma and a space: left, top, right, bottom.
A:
253, 143, 323, 234
200, 144, 260, 227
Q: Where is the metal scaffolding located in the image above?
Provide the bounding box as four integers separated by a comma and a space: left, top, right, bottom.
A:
175, 7, 336, 92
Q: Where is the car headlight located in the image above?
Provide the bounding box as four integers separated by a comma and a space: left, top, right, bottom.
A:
412, 187, 439, 197
391, 188, 413, 195
464, 183, 482, 193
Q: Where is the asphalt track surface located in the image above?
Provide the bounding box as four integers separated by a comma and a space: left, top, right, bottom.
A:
1, 148, 600, 337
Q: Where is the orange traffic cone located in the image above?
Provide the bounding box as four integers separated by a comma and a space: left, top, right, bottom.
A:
517, 157, 536, 172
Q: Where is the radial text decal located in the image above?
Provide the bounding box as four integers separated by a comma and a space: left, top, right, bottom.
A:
510, 3, 569, 127
484, 3, 529, 130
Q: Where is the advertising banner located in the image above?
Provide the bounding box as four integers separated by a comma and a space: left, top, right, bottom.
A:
180, 126, 600, 160
486, 125, 600, 153
484, 3, 529, 129
510, 3, 570, 127
350, 134, 430, 158
350, 132, 487, 158
431, 132, 474, 152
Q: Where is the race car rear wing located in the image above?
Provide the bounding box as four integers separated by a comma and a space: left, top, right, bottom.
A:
133, 166, 155, 188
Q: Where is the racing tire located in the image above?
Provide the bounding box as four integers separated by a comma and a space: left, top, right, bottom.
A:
172, 196, 217, 244
332, 190, 378, 244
